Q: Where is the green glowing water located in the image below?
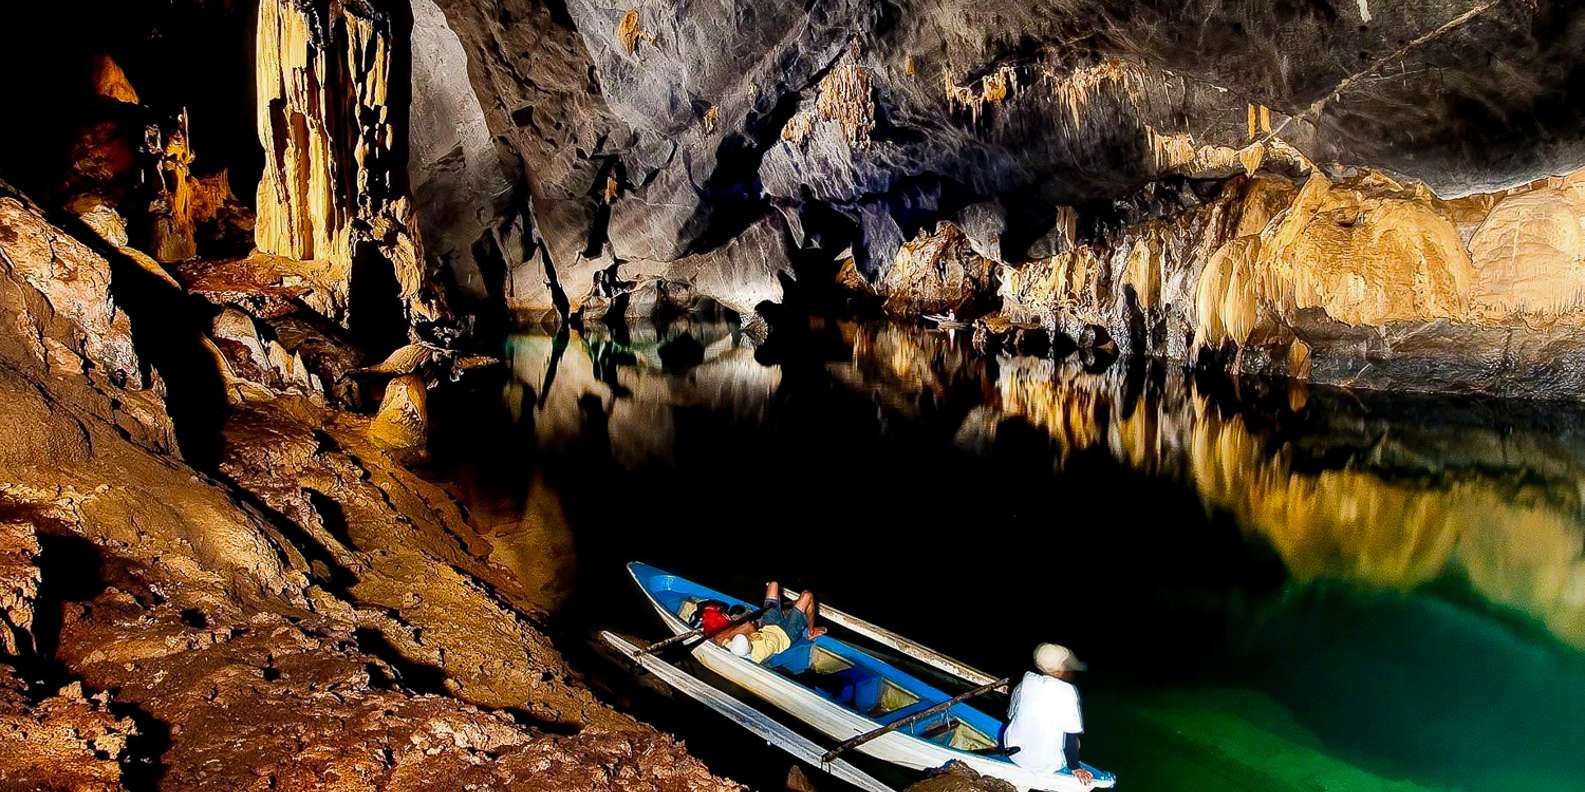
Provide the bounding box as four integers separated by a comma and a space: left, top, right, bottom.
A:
1089, 583, 1585, 791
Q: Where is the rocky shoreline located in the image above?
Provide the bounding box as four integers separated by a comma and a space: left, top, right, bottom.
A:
0, 186, 744, 789
0, 172, 1013, 790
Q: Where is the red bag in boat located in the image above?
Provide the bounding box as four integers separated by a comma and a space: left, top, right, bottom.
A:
698, 602, 733, 636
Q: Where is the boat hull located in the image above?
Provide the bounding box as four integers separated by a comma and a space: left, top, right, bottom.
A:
630, 564, 1114, 791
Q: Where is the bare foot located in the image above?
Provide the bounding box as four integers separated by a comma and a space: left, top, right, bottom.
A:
808, 626, 828, 639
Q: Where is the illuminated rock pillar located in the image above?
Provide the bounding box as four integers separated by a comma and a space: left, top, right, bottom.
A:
255, 0, 437, 341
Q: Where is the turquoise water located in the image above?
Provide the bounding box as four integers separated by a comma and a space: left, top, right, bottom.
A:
432, 319, 1585, 791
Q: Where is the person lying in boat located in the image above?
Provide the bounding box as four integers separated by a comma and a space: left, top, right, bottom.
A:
1003, 643, 1094, 785
709, 581, 827, 665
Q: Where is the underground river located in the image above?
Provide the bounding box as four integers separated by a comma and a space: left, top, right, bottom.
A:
426, 318, 1585, 792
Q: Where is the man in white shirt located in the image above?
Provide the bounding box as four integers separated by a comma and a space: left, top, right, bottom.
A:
1003, 643, 1094, 785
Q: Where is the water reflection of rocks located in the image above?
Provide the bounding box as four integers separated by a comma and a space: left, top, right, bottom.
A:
508, 319, 1585, 652
506, 319, 780, 467
989, 355, 1585, 650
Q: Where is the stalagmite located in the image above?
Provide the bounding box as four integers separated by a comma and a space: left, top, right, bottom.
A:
370, 373, 428, 448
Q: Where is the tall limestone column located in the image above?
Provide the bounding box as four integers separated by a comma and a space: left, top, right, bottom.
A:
255, 0, 439, 350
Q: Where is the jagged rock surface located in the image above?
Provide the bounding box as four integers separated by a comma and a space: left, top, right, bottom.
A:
407, 0, 520, 321
999, 169, 1585, 398
863, 222, 998, 317
0, 183, 737, 790
422, 0, 1585, 313
0, 669, 130, 791
255, 0, 438, 343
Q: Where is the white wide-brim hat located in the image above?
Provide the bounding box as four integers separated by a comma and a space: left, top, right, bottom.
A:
1034, 642, 1086, 674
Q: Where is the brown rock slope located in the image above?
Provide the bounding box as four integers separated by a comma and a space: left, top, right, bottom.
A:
0, 192, 737, 790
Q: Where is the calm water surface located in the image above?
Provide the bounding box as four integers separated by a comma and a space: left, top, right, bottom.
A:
429, 318, 1585, 792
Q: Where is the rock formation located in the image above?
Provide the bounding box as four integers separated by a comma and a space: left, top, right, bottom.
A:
863, 222, 999, 318
407, 0, 519, 326
997, 168, 1585, 398
396, 0, 1585, 397
1, 26, 738, 769
255, 0, 437, 348
0, 175, 739, 789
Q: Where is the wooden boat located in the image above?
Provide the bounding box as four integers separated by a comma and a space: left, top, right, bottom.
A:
627, 562, 1117, 791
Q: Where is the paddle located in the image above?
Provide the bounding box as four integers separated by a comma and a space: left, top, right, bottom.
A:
637, 604, 770, 656
821, 676, 1012, 763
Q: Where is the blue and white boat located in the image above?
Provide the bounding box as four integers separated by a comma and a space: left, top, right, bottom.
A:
626, 562, 1117, 791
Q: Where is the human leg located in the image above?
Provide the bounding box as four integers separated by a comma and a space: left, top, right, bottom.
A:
792, 590, 826, 639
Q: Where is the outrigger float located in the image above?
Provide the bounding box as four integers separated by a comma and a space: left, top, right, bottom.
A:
603, 562, 1117, 791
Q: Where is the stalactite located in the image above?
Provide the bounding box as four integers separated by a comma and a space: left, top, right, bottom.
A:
782, 61, 875, 148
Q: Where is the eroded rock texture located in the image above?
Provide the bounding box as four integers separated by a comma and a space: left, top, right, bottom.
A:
256, 0, 438, 348
0, 183, 737, 789
408, 0, 519, 325
409, 0, 1585, 395
997, 168, 1585, 398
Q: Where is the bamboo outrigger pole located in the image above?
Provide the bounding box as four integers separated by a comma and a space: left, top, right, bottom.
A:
821, 676, 1012, 763
603, 632, 897, 792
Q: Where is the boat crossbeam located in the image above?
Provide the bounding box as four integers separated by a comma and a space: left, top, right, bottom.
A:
820, 676, 1012, 763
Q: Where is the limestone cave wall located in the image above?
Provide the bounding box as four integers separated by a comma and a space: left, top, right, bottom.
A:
11, 0, 1585, 399
403, 0, 1585, 397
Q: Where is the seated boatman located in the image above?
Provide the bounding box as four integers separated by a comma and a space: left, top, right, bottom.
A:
1003, 643, 1094, 786
711, 581, 827, 666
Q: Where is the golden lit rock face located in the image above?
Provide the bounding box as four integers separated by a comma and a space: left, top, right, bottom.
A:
989, 358, 1585, 650
90, 54, 139, 104
0, 670, 131, 790
1192, 173, 1478, 347
255, 0, 432, 328
0, 520, 39, 656
873, 222, 997, 317
943, 64, 1021, 122
255, 0, 347, 264
1001, 166, 1585, 396
1003, 176, 1275, 345
369, 374, 428, 449
0, 198, 145, 392
148, 109, 198, 263
614, 9, 654, 54
1256, 173, 1476, 327
1467, 175, 1585, 320
783, 58, 876, 147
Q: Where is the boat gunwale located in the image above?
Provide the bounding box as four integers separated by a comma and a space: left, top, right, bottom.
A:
621, 563, 1014, 760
